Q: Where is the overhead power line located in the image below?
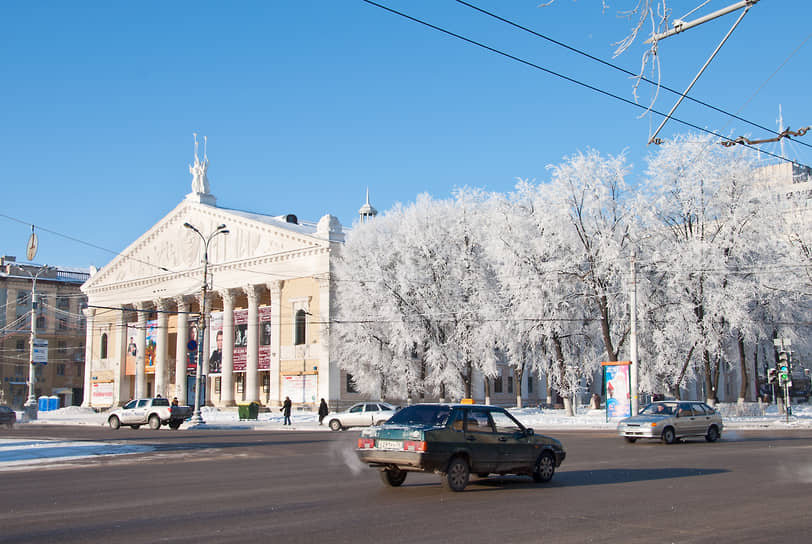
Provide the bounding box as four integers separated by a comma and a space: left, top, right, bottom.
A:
453, 0, 811, 151
360, 0, 810, 168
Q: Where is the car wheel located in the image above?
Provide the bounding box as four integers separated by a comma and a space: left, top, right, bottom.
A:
148, 415, 161, 430
380, 467, 407, 487
328, 419, 342, 431
442, 456, 470, 492
532, 451, 556, 483
662, 427, 677, 444
108, 416, 121, 430
705, 425, 720, 442
624, 436, 637, 443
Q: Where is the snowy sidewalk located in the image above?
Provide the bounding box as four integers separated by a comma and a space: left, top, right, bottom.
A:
17, 403, 812, 431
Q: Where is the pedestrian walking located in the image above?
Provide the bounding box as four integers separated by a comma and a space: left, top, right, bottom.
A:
281, 396, 292, 426
318, 398, 329, 425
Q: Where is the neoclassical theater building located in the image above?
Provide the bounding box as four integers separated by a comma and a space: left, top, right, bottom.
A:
81, 148, 377, 410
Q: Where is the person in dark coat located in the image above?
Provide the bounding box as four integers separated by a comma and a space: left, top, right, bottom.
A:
281, 396, 292, 426
318, 398, 329, 425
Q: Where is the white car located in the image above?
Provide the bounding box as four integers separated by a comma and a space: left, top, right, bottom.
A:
327, 402, 398, 431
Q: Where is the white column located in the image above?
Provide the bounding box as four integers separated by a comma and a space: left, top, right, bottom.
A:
115, 308, 131, 406
155, 298, 169, 398
267, 281, 282, 406
135, 302, 148, 399
244, 285, 260, 403
175, 296, 189, 405
81, 307, 95, 407
318, 275, 339, 403
220, 288, 236, 406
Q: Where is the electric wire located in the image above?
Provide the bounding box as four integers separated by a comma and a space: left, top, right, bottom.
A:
453, 0, 812, 150
359, 0, 810, 168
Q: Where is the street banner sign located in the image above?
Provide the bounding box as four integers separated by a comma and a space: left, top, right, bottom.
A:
32, 338, 48, 364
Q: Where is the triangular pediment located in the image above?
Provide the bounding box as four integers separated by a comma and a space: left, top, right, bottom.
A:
83, 200, 329, 296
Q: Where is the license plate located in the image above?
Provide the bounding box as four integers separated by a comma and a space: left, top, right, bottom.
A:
376, 440, 402, 450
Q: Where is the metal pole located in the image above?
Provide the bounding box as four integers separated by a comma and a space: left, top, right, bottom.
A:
629, 253, 639, 415
184, 223, 228, 427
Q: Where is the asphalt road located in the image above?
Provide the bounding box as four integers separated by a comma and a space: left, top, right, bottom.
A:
1, 425, 810, 543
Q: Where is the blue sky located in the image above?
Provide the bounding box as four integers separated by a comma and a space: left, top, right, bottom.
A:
2, 0, 810, 268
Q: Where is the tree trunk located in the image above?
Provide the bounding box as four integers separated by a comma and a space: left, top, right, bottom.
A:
552, 335, 574, 416
672, 344, 696, 400
598, 294, 617, 361
737, 334, 748, 403
515, 367, 523, 409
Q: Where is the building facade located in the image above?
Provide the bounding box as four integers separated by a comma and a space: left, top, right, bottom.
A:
80, 150, 363, 410
0, 257, 89, 408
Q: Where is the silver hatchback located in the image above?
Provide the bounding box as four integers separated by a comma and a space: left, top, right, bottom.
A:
617, 401, 723, 444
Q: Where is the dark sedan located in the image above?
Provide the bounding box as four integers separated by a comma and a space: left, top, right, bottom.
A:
357, 403, 565, 491
0, 405, 16, 429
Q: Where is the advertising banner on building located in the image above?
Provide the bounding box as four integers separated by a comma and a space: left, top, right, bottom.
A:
208, 306, 272, 373
282, 373, 318, 404
124, 320, 157, 375
602, 361, 631, 419
91, 381, 114, 406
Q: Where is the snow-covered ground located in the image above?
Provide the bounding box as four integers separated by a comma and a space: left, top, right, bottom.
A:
16, 401, 812, 431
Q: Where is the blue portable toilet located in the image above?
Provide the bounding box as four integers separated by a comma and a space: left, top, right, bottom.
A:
48, 395, 60, 411
38, 396, 49, 411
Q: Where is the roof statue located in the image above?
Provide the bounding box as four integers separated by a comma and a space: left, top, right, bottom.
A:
186, 133, 216, 205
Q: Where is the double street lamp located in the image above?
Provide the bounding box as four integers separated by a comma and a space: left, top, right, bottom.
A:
183, 222, 229, 426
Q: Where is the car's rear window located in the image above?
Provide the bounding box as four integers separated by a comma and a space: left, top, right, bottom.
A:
387, 405, 451, 426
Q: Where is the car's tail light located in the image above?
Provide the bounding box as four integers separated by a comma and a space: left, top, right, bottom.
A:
403, 441, 426, 452
358, 438, 375, 449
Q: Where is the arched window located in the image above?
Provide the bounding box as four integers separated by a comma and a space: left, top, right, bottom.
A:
294, 310, 307, 345
100, 333, 108, 359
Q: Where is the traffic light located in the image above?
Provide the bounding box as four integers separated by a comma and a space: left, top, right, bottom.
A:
778, 352, 790, 383
767, 368, 778, 384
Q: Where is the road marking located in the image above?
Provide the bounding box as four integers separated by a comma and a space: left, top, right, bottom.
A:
0, 438, 156, 471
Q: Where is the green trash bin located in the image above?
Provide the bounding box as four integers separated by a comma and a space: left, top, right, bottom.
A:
238, 401, 259, 420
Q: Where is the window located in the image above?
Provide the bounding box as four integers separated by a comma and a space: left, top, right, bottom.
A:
349, 404, 364, 413
508, 375, 514, 394
137, 399, 149, 408
528, 375, 534, 393
36, 315, 46, 329
346, 373, 359, 393
466, 409, 495, 433
236, 374, 244, 393
365, 404, 379, 412
491, 410, 523, 433
100, 333, 108, 359
262, 373, 269, 392
16, 365, 24, 377
215, 377, 221, 394
493, 374, 503, 393
58, 318, 67, 330
16, 340, 25, 352
58, 341, 67, 353
57, 296, 70, 311
123, 400, 137, 409
57, 364, 65, 376
294, 310, 307, 345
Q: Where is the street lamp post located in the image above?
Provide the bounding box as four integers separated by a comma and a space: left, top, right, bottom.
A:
22, 264, 54, 421
184, 222, 229, 427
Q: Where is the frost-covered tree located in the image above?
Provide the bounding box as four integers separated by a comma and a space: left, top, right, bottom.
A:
638, 135, 775, 403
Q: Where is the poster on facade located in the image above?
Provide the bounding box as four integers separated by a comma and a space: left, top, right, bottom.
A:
91, 381, 114, 406
208, 313, 223, 375
124, 320, 157, 375
602, 361, 631, 419
208, 307, 272, 373
282, 374, 318, 404
187, 319, 199, 373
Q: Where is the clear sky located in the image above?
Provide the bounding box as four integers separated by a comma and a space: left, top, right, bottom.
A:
2, 0, 809, 269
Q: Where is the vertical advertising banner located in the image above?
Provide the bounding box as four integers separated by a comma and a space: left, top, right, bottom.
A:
208, 313, 223, 375
603, 362, 631, 419
259, 306, 271, 371
145, 319, 156, 374
125, 324, 138, 375
187, 318, 199, 373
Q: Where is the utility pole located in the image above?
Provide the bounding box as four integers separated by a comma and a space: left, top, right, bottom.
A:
22, 264, 53, 421
629, 252, 639, 415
